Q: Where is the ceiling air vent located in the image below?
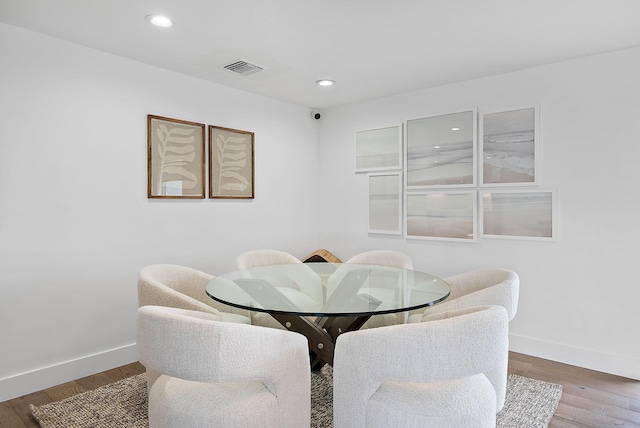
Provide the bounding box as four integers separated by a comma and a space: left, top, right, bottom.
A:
222, 60, 264, 76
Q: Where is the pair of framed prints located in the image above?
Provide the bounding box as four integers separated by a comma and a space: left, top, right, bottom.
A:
357, 106, 556, 241
147, 115, 254, 199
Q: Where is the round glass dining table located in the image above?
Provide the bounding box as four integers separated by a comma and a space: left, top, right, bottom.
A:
206, 262, 450, 369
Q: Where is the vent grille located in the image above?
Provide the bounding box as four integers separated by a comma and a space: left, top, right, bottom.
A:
222, 60, 264, 75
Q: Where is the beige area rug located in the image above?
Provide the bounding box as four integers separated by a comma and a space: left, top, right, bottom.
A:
31, 366, 562, 428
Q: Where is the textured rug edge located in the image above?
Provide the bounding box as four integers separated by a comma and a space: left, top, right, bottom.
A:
30, 370, 562, 428
497, 373, 563, 428
30, 373, 148, 428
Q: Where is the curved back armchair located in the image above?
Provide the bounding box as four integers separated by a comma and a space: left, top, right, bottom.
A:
406, 268, 518, 410
138, 264, 251, 322
344, 250, 414, 328
236, 249, 301, 269
137, 306, 311, 428
137, 264, 251, 387
333, 305, 509, 428
345, 250, 413, 270
236, 250, 323, 327
409, 268, 519, 322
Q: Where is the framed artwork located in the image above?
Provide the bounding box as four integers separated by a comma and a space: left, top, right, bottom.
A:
480, 190, 556, 240
480, 106, 538, 185
405, 191, 477, 241
368, 172, 402, 235
209, 125, 254, 199
147, 115, 205, 199
355, 125, 403, 172
406, 109, 476, 188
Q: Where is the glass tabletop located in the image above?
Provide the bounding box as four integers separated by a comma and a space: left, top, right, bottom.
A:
205, 262, 450, 317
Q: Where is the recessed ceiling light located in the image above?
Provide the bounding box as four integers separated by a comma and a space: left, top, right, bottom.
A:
145, 14, 173, 28
451, 127, 460, 131
316, 79, 335, 87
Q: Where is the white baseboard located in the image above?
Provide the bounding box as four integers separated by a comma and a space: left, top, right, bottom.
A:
0, 343, 138, 402
509, 333, 640, 381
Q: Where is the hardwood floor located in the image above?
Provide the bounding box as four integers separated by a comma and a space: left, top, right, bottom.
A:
509, 353, 640, 427
1, 353, 639, 427
0, 362, 146, 428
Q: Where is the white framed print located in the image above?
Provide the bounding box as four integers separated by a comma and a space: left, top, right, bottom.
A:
405, 191, 477, 241
480, 189, 556, 240
368, 172, 402, 235
355, 125, 403, 172
405, 109, 477, 188
480, 106, 539, 186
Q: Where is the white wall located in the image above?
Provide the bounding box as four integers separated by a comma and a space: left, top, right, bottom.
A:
316, 46, 640, 380
0, 23, 321, 400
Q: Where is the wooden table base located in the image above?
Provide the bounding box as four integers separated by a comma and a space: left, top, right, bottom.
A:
270, 313, 372, 370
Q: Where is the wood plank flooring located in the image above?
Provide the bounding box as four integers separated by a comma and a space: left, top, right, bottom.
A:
1, 353, 639, 427
509, 353, 640, 427
0, 362, 145, 428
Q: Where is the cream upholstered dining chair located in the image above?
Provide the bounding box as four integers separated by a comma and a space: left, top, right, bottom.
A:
236, 249, 301, 269
345, 249, 413, 270
137, 264, 251, 322
408, 268, 520, 322
137, 264, 252, 387
407, 268, 519, 411
236, 249, 323, 328
333, 305, 509, 428
137, 305, 311, 428
344, 250, 414, 329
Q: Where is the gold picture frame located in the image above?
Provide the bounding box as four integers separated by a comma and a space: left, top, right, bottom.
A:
209, 125, 255, 199
147, 115, 205, 199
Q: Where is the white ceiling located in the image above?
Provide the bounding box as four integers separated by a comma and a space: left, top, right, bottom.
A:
2, 0, 640, 109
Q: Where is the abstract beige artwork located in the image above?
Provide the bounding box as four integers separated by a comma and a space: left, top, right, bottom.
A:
147, 115, 205, 198
209, 125, 254, 199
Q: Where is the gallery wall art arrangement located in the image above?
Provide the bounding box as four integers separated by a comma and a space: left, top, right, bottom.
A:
146, 108, 553, 240
357, 106, 556, 242
147, 115, 254, 200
